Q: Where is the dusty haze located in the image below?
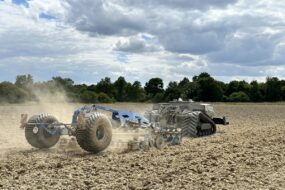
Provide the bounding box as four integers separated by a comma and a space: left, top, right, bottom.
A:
0, 103, 284, 189
0, 101, 151, 155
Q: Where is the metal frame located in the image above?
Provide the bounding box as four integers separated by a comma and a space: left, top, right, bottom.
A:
71, 104, 150, 127
21, 104, 151, 136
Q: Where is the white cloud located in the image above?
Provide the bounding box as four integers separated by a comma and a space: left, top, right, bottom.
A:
113, 34, 162, 53
119, 0, 238, 10
1, 0, 285, 84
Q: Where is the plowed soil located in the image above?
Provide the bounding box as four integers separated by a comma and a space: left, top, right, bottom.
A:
0, 103, 284, 190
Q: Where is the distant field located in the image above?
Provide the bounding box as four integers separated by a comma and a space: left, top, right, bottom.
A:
0, 103, 284, 189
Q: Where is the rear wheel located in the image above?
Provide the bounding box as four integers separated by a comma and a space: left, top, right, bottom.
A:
171, 134, 182, 145
75, 112, 112, 153
25, 114, 60, 149
154, 135, 166, 149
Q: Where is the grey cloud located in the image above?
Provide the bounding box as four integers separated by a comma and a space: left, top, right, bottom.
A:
3, 0, 285, 84
209, 33, 281, 65
208, 63, 265, 77
61, 0, 285, 65
113, 35, 160, 53
159, 30, 224, 54
0, 55, 125, 84
168, 59, 208, 77
114, 37, 147, 52
205, 13, 285, 66
64, 0, 146, 36
0, 25, 86, 59
155, 11, 285, 55
273, 43, 285, 64
120, 0, 238, 10
62, 0, 240, 56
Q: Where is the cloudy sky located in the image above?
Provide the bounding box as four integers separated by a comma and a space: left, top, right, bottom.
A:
1, 0, 285, 84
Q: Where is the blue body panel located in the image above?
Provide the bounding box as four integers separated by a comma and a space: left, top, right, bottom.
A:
72, 104, 150, 127
112, 110, 149, 126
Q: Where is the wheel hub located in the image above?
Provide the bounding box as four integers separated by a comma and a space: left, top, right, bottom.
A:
33, 127, 39, 134
96, 126, 104, 140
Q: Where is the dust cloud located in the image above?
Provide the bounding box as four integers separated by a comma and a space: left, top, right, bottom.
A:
0, 103, 285, 189
0, 87, 80, 156
0, 86, 152, 156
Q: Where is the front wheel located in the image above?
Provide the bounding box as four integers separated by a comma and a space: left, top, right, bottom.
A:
75, 112, 112, 153
25, 114, 60, 149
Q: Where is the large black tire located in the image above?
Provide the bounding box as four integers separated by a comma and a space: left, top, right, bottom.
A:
25, 114, 60, 149
179, 111, 200, 137
179, 111, 216, 137
75, 112, 112, 153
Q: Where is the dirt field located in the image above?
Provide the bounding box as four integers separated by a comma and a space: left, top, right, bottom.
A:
0, 103, 284, 190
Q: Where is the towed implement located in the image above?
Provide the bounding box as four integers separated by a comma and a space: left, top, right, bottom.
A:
20, 104, 182, 153
20, 101, 229, 153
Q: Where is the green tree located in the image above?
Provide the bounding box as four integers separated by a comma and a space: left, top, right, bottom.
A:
95, 77, 115, 98
281, 86, 285, 100
87, 84, 96, 92
97, 92, 113, 103
4, 72, 285, 104
113, 76, 128, 102
196, 75, 223, 102
265, 77, 281, 101
51, 77, 74, 91
228, 91, 250, 102
249, 81, 263, 102
125, 81, 146, 102
14, 74, 35, 101
0, 82, 28, 103
192, 72, 211, 82
80, 90, 98, 103
152, 92, 165, 103
15, 74, 33, 89
225, 80, 250, 97
178, 77, 195, 100
144, 78, 164, 101
164, 81, 183, 101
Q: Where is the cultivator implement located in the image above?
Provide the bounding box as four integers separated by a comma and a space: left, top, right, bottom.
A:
20, 104, 182, 153
20, 101, 228, 153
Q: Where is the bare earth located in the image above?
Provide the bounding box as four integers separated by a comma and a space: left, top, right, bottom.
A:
0, 103, 284, 190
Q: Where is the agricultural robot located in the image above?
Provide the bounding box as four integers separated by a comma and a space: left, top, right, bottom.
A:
20, 101, 228, 153
147, 101, 229, 137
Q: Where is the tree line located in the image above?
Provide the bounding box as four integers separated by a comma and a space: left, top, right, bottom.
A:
0, 72, 285, 103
